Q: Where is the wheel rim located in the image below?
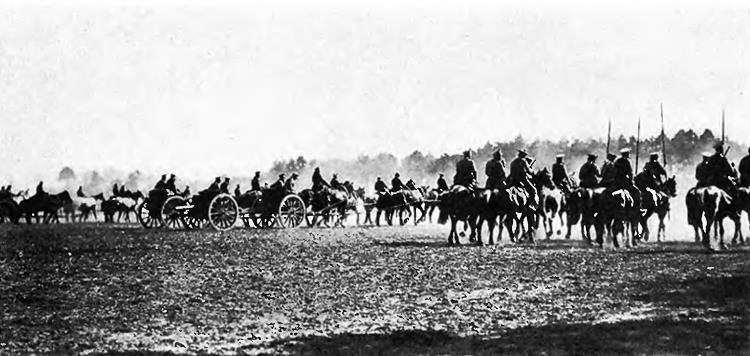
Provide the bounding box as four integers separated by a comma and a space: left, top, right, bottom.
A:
278, 195, 306, 228
137, 202, 160, 229
208, 194, 238, 231
161, 196, 186, 230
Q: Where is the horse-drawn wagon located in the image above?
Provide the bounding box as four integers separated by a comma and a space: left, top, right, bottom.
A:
137, 189, 239, 231
236, 188, 307, 229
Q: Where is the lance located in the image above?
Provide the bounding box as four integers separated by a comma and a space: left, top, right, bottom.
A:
660, 104, 667, 168
635, 117, 641, 172
721, 108, 725, 143
606, 119, 611, 156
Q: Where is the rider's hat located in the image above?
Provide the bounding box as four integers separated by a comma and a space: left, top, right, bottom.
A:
555, 154, 564, 160
713, 141, 724, 151
587, 153, 597, 160
278, 173, 286, 179
463, 150, 471, 157
619, 148, 631, 154
439, 173, 444, 177
649, 152, 659, 158
395, 172, 400, 177
291, 172, 299, 178
606, 152, 616, 160
702, 151, 712, 158
255, 171, 260, 175
517, 149, 528, 156
492, 150, 502, 158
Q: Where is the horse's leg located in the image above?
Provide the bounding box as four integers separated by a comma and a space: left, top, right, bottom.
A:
449, 215, 458, 245
657, 212, 666, 242
475, 215, 484, 246
487, 215, 497, 245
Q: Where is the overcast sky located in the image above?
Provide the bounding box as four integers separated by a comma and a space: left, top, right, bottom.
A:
1, 0, 749, 184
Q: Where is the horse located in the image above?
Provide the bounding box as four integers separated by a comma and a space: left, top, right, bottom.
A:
403, 179, 427, 225
298, 187, 348, 228
634, 173, 678, 242
735, 187, 750, 245
437, 185, 480, 245
354, 187, 378, 225
422, 186, 444, 223
112, 191, 144, 222
342, 181, 366, 225
686, 186, 740, 251
595, 187, 640, 248
18, 191, 72, 224
374, 191, 410, 226
532, 168, 564, 239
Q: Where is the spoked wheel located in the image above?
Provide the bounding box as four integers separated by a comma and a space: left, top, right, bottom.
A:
208, 193, 238, 231
137, 201, 161, 229
278, 195, 306, 228
161, 196, 186, 229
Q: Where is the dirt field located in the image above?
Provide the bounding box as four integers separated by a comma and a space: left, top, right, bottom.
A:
1, 223, 749, 355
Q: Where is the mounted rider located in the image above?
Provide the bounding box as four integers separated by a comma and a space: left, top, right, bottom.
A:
454, 150, 477, 190
35, 181, 47, 197
251, 171, 262, 191
374, 177, 389, 195
611, 148, 641, 205
154, 175, 168, 190
330, 174, 343, 191
76, 186, 86, 198
600, 153, 617, 188
436, 174, 449, 193
234, 184, 241, 197
284, 173, 298, 194
112, 183, 120, 197
270, 174, 286, 192
578, 154, 600, 189
551, 154, 571, 194
391, 173, 405, 192
706, 142, 735, 192
312, 167, 330, 191
739, 147, 750, 188
695, 152, 712, 187
219, 177, 230, 194
484, 150, 506, 190
642, 153, 667, 191
508, 149, 537, 206
165, 174, 179, 195
207, 177, 221, 192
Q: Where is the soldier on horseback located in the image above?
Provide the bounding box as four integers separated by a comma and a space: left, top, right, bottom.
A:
508, 149, 537, 206
552, 154, 571, 194
207, 177, 221, 192
611, 148, 640, 202
391, 173, 405, 192
739, 147, 750, 188
642, 153, 667, 191
165, 174, 179, 195
578, 154, 600, 189
234, 184, 241, 197
695, 152, 712, 187
454, 150, 477, 190
154, 175, 167, 190
330, 174, 343, 191
312, 167, 330, 191
284, 173, 298, 193
270, 174, 286, 191
706, 142, 735, 192
35, 181, 46, 197
76, 186, 86, 198
485, 150, 506, 190
112, 183, 120, 198
374, 177, 389, 194
251, 171, 262, 191
436, 174, 449, 193
600, 153, 617, 188
219, 177, 230, 194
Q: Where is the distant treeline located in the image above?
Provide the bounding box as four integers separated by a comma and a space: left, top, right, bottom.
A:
53, 128, 746, 194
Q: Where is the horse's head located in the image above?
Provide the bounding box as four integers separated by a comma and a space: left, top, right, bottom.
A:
92, 193, 105, 201
533, 168, 554, 190
405, 179, 417, 190
354, 187, 366, 199
662, 175, 678, 197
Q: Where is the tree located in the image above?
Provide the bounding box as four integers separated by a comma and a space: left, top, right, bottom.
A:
58, 167, 76, 181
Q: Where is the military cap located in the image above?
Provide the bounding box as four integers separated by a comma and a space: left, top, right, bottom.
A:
463, 150, 471, 157
713, 142, 724, 150
517, 149, 528, 156
619, 148, 631, 154
702, 152, 712, 158
649, 152, 659, 158
587, 153, 597, 160
395, 172, 400, 177
606, 153, 616, 160
493, 150, 502, 158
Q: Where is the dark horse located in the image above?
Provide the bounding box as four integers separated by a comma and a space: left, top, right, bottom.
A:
634, 172, 677, 242
438, 185, 480, 245
299, 187, 348, 227
595, 187, 640, 248
18, 191, 72, 224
